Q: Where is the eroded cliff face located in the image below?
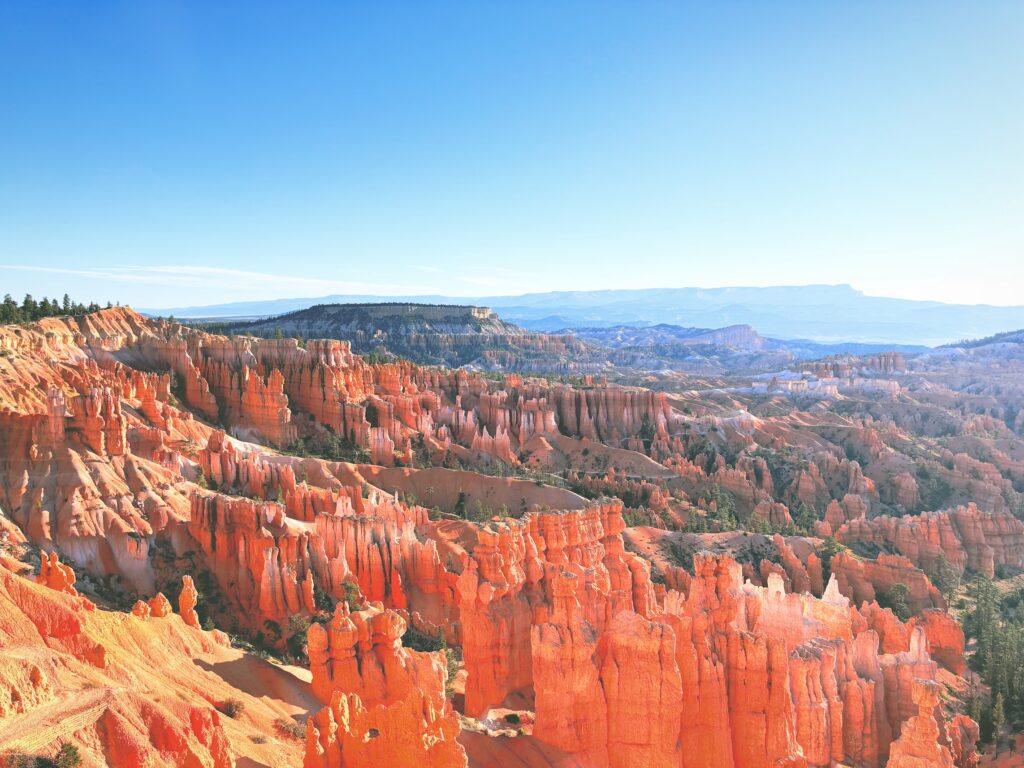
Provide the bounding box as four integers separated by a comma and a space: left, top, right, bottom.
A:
833, 504, 1024, 579
304, 603, 466, 767
0, 308, 999, 767
525, 550, 971, 768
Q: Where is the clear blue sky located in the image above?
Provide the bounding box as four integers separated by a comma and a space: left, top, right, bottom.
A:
1, 1, 1021, 309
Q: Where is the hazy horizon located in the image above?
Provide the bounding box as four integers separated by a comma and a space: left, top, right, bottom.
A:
4, 278, 1024, 314
131, 282, 1021, 313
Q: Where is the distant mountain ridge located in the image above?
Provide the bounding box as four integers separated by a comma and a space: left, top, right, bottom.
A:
201, 302, 593, 371
143, 284, 1024, 346
569, 323, 929, 360
941, 328, 1024, 349
198, 302, 927, 374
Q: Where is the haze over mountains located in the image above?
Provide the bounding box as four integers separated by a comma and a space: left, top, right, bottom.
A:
202, 302, 930, 374
145, 284, 1024, 346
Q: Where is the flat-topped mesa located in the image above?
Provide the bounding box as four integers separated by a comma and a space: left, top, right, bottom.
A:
834, 503, 1024, 579
214, 302, 598, 373
304, 603, 466, 768
334, 302, 494, 321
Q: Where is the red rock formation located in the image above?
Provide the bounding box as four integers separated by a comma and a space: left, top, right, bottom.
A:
184, 479, 455, 639
457, 501, 654, 717
835, 504, 1024, 579
36, 552, 83, 599
885, 679, 954, 768
0, 556, 236, 767
830, 551, 945, 613
0, 307, 996, 766
907, 610, 965, 675
186, 493, 317, 630
179, 575, 201, 628
528, 551, 962, 768
304, 603, 466, 767
148, 592, 173, 618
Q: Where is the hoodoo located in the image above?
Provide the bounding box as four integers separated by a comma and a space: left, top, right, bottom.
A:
0, 305, 1016, 766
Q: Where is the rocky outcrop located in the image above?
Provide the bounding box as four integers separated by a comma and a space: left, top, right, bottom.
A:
835, 504, 1024, 578
529, 552, 963, 768
907, 610, 965, 675
184, 474, 457, 640
885, 679, 954, 768
0, 306, 998, 767
304, 603, 466, 767
213, 302, 595, 373
148, 591, 173, 618
179, 575, 201, 628
36, 552, 85, 601
0, 556, 236, 767
532, 571, 680, 767
458, 501, 654, 717
830, 551, 944, 613
186, 493, 317, 630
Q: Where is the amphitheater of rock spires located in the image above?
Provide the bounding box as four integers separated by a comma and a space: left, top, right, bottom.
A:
5, 306, 1024, 767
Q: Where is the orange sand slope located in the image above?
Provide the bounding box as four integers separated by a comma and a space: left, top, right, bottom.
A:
0, 554, 312, 767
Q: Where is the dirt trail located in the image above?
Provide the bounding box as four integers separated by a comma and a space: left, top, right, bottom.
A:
0, 687, 114, 753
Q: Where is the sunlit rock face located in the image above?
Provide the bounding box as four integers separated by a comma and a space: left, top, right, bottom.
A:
1, 307, 1005, 767
304, 603, 466, 767
0, 553, 236, 767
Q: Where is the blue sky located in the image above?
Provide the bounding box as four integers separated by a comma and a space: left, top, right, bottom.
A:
1, 1, 1021, 309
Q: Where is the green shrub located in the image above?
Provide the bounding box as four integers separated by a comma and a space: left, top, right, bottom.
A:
877, 583, 912, 622
54, 745, 82, 768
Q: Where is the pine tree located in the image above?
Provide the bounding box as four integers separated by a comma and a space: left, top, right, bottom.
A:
793, 502, 817, 533
991, 692, 1005, 752
21, 293, 38, 320
0, 294, 19, 323
1, 293, 106, 325
926, 554, 960, 602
